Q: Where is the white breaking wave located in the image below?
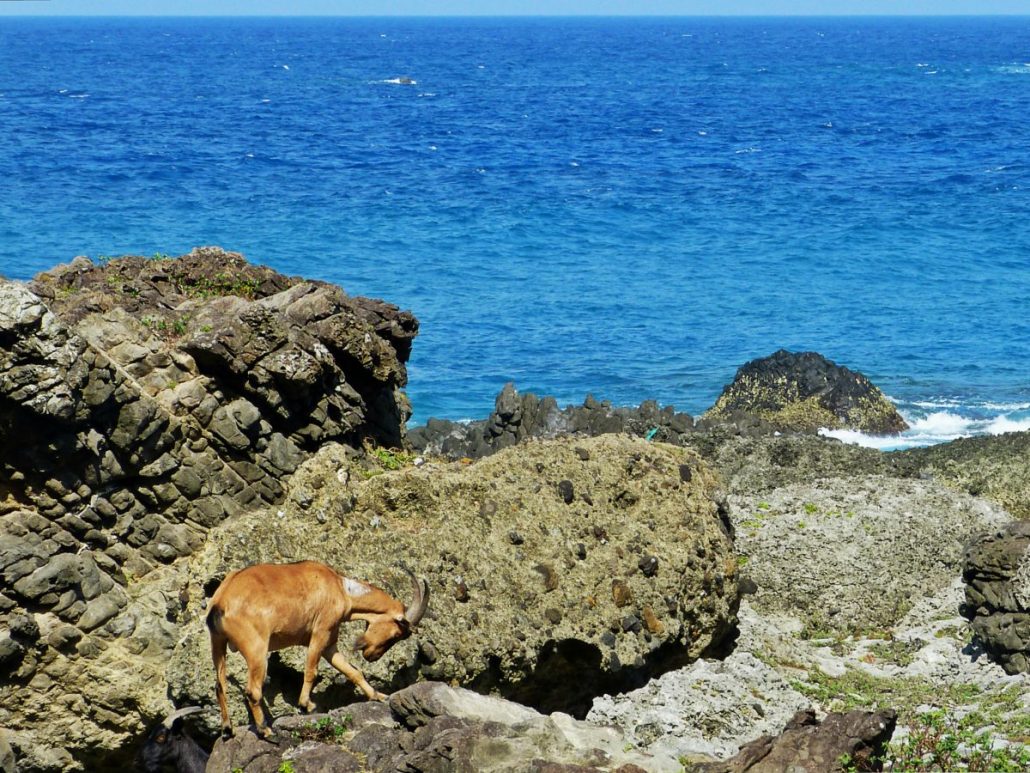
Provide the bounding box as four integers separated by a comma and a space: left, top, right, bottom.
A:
820, 405, 1030, 451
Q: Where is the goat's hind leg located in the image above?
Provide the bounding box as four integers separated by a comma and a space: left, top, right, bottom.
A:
210, 632, 233, 738
236, 636, 273, 739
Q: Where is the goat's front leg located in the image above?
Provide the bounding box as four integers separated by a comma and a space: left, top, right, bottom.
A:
298, 631, 330, 713
325, 649, 387, 701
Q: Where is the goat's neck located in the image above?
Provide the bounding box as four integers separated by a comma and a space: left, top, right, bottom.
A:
345, 581, 400, 618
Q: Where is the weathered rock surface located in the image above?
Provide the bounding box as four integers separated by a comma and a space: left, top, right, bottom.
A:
588, 650, 810, 762
729, 475, 1010, 634
412, 379, 1030, 524
207, 681, 675, 772
703, 349, 907, 434
961, 521, 1030, 674
166, 434, 738, 733
696, 708, 897, 773
905, 430, 1030, 519
0, 249, 417, 770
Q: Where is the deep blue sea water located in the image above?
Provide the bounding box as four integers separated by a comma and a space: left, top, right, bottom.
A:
2, 16, 1029, 447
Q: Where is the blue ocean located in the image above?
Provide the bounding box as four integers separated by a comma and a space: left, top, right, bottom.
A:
2, 16, 1029, 448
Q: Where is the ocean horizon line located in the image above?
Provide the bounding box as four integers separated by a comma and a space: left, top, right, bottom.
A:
3, 13, 1030, 20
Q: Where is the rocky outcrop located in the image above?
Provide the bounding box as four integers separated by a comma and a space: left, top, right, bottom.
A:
696, 708, 897, 773
703, 349, 908, 435
409, 382, 698, 459
207, 681, 677, 772
961, 522, 1030, 674
0, 249, 417, 770
167, 435, 739, 729
0, 432, 737, 769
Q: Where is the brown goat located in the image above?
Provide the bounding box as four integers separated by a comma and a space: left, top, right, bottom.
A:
206, 560, 429, 738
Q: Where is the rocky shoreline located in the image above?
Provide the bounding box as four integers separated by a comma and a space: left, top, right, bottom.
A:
2, 251, 1029, 772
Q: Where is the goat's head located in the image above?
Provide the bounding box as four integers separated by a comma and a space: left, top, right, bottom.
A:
137, 706, 207, 772
354, 569, 429, 662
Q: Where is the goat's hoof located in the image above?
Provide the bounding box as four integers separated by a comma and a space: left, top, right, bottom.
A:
302, 702, 316, 714
372, 691, 389, 701
256, 725, 278, 743
221, 726, 235, 740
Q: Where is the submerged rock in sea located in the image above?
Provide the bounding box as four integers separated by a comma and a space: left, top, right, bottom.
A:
962, 522, 1030, 674
409, 382, 699, 459
702, 349, 908, 435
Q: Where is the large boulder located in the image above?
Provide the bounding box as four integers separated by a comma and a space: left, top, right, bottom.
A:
703, 350, 908, 435
207, 681, 679, 771
961, 522, 1030, 674
166, 434, 739, 731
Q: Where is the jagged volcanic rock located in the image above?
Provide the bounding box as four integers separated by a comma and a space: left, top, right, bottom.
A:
703, 349, 908, 434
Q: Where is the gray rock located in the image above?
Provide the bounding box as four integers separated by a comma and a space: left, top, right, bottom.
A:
962, 522, 1030, 674
209, 682, 679, 772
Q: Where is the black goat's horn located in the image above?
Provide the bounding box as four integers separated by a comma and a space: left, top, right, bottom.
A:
162, 706, 205, 729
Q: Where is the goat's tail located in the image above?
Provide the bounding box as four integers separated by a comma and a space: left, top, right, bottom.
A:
205, 605, 224, 634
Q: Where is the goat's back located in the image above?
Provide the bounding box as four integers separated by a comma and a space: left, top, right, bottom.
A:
207, 561, 348, 644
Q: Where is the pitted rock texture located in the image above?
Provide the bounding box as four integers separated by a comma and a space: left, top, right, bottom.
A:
729, 475, 1010, 634
962, 521, 1030, 674
207, 681, 675, 772
0, 248, 417, 770
588, 651, 810, 762
166, 434, 738, 735
703, 349, 907, 434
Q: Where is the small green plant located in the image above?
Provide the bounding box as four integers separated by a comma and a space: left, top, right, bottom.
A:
362, 442, 416, 476
277, 761, 296, 773
172, 317, 188, 336
803, 501, 819, 515
294, 714, 352, 743
867, 639, 920, 667
151, 251, 173, 260
173, 271, 261, 300
884, 710, 1030, 771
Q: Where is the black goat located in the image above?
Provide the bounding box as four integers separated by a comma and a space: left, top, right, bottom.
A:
137, 706, 209, 773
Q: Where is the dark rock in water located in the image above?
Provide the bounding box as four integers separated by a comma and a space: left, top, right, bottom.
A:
696, 708, 897, 772
408, 382, 697, 459
961, 521, 1030, 674
207, 682, 678, 771
703, 349, 908, 435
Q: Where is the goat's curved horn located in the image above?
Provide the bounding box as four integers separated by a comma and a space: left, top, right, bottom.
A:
161, 706, 205, 729
402, 567, 430, 626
